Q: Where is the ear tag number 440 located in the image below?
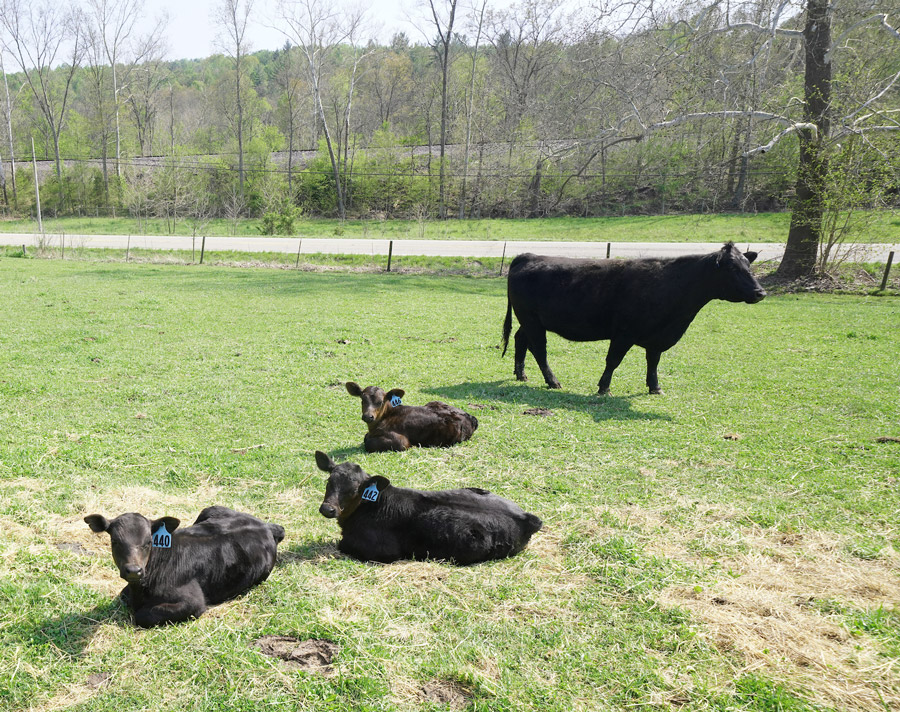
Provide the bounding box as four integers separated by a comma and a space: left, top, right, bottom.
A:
361, 484, 379, 502
152, 523, 172, 548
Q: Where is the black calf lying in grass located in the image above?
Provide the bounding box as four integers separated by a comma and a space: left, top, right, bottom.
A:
345, 381, 478, 452
85, 506, 284, 628
315, 451, 542, 564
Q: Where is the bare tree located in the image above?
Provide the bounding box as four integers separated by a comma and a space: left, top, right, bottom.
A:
214, 0, 254, 200
419, 0, 458, 218
277, 0, 369, 219
459, 0, 487, 219
0, 0, 87, 210
0, 53, 16, 208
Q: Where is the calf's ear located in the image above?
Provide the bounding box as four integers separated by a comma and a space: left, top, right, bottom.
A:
743, 251, 758, 264
84, 514, 109, 533
315, 450, 336, 472
151, 516, 180, 534
360, 475, 391, 493
385, 388, 405, 400
345, 382, 362, 397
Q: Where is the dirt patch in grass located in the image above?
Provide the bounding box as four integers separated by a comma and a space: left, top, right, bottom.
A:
252, 636, 339, 674
420, 679, 472, 709
632, 503, 900, 711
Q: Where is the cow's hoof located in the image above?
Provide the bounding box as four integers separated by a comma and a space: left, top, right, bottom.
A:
649, 388, 664, 395
597, 388, 610, 396
547, 381, 562, 389
515, 373, 527, 382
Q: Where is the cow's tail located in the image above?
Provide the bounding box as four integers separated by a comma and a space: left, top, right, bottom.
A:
501, 296, 513, 358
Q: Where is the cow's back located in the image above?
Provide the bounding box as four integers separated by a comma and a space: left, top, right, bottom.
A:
377, 403, 477, 448
508, 253, 708, 347
148, 510, 280, 605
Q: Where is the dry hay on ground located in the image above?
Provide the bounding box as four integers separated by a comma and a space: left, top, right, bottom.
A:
620, 502, 900, 711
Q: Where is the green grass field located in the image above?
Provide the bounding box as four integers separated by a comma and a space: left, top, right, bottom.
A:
1, 258, 898, 711
2, 210, 898, 243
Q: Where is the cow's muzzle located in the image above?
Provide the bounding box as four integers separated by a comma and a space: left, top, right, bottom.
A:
748, 288, 767, 303
319, 503, 338, 518
121, 564, 144, 583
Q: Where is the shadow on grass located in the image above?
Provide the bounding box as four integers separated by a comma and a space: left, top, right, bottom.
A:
278, 540, 339, 565
18, 599, 128, 657
424, 380, 672, 423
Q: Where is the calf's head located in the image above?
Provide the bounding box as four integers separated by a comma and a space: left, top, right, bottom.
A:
84, 512, 180, 584
714, 242, 767, 304
315, 450, 390, 523
345, 382, 405, 425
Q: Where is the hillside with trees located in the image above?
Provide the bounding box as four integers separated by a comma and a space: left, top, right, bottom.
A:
0, 0, 898, 275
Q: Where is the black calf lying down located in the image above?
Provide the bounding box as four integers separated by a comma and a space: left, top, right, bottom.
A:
315, 451, 542, 564
85, 506, 285, 628
345, 381, 478, 452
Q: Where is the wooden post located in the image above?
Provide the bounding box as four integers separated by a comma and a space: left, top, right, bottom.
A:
200, 235, 206, 264
880, 251, 895, 291
295, 238, 302, 268
61, 232, 65, 259
126, 234, 131, 262
606, 242, 611, 258
21, 244, 26, 256
386, 240, 393, 272
499, 241, 507, 277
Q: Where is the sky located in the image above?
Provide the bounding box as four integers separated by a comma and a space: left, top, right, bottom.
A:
146, 0, 427, 61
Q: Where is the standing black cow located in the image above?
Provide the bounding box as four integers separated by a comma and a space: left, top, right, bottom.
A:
315, 451, 542, 564
502, 242, 766, 394
85, 506, 285, 628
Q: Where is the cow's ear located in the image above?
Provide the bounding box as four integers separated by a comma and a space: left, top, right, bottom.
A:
361, 475, 391, 492
151, 517, 180, 534
345, 381, 362, 397
84, 514, 109, 533
315, 450, 336, 472
744, 251, 758, 264
386, 388, 405, 400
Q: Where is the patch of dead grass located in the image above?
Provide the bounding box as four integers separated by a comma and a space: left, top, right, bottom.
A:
610, 501, 900, 711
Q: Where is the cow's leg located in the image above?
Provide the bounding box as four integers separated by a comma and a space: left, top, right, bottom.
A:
364, 432, 411, 452
645, 349, 663, 395
597, 339, 632, 395
513, 328, 528, 381
523, 326, 561, 389
134, 588, 206, 628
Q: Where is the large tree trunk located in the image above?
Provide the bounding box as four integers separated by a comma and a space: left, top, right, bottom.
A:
777, 0, 831, 280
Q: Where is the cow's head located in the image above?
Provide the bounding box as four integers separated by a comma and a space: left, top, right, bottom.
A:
714, 242, 767, 304
345, 382, 405, 425
315, 451, 390, 523
84, 512, 181, 585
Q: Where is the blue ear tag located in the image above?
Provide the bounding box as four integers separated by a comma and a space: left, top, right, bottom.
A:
152, 523, 172, 549
361, 483, 379, 502
390, 395, 402, 407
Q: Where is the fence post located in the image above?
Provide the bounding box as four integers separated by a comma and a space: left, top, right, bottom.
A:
386, 240, 393, 272
295, 238, 302, 268
61, 232, 65, 260
200, 235, 206, 264
880, 251, 895, 291
21, 244, 26, 257
499, 241, 507, 277
126, 234, 131, 262
606, 242, 611, 259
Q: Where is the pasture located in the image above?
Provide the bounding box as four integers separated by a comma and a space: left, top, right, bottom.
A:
0, 258, 898, 712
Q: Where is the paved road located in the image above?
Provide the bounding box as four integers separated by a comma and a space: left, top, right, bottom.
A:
2, 232, 898, 262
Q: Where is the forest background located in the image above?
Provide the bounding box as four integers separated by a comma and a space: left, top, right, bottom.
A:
0, 0, 898, 264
